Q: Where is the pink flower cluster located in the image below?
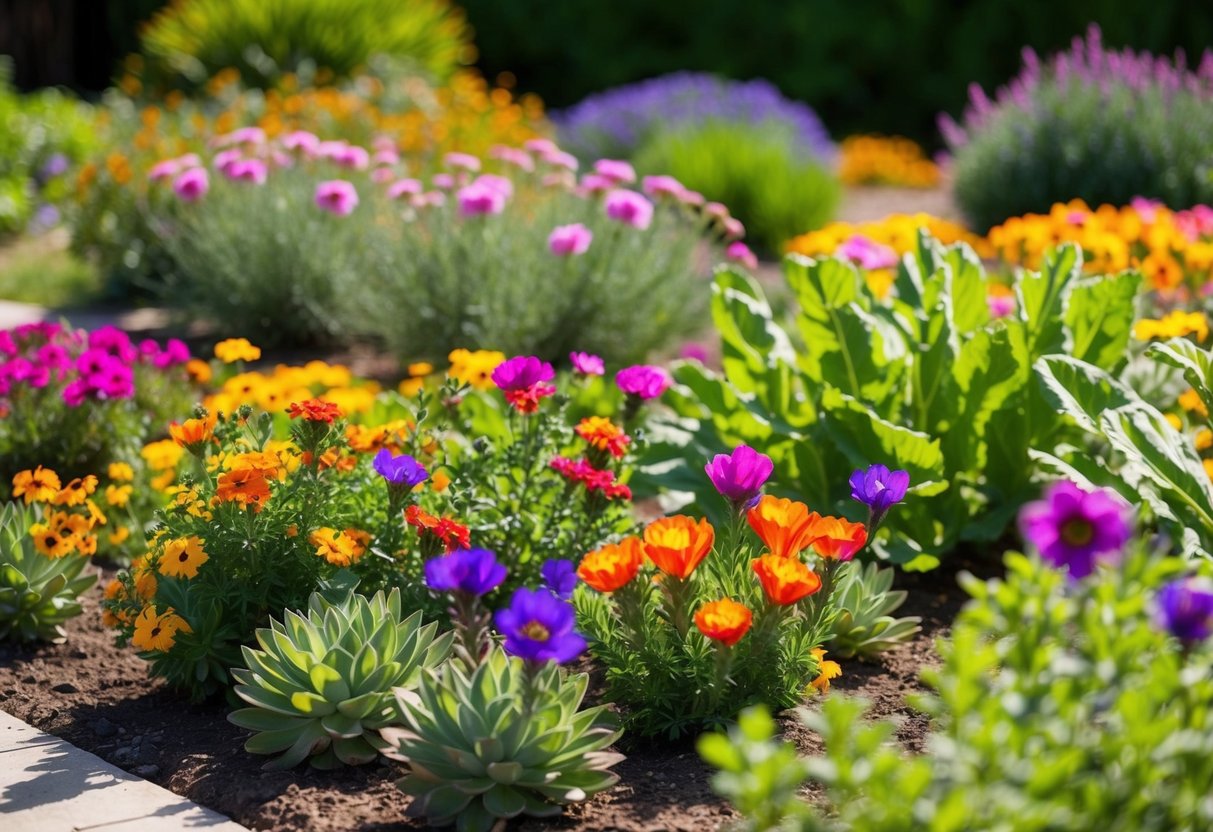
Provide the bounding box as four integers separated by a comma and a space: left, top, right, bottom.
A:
549, 456, 632, 501
0, 323, 190, 407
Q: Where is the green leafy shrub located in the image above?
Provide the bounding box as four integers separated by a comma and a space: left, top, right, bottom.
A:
381, 646, 623, 832
633, 121, 839, 253
703, 543, 1213, 831
635, 235, 1141, 568
0, 500, 97, 643
945, 26, 1213, 231
825, 560, 919, 659
137, 0, 472, 92
229, 589, 452, 769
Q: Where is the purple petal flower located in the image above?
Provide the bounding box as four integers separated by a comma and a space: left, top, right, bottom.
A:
373, 449, 429, 488
849, 464, 910, 521
491, 355, 555, 392
541, 559, 578, 600
1156, 577, 1213, 644
615, 364, 671, 400
425, 549, 508, 596
494, 587, 587, 664
1019, 481, 1132, 579
705, 445, 773, 509
569, 351, 604, 376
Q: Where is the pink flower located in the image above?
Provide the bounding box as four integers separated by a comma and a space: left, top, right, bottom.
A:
703, 202, 731, 222
154, 338, 191, 368
371, 167, 396, 184
281, 130, 321, 155
225, 159, 268, 184
594, 159, 636, 184
317, 141, 348, 160
1131, 195, 1164, 224
176, 154, 202, 168
616, 365, 671, 400
680, 343, 710, 363
523, 138, 559, 155
569, 351, 604, 376
213, 127, 265, 147
726, 241, 759, 270
548, 223, 593, 256
372, 149, 400, 166
642, 175, 686, 200
173, 168, 209, 202
432, 173, 457, 190
837, 235, 898, 270
457, 182, 508, 216
605, 190, 654, 230
722, 217, 745, 241
333, 145, 369, 170
490, 145, 535, 171
148, 159, 180, 182
474, 174, 514, 199
212, 149, 243, 174
539, 149, 579, 171
372, 135, 397, 153
444, 152, 482, 172
987, 293, 1016, 319
579, 174, 615, 194
269, 150, 293, 169
314, 180, 360, 216
679, 190, 706, 207
388, 178, 424, 199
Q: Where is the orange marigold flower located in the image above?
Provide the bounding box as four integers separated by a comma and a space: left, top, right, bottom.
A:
810, 647, 842, 693
131, 605, 191, 652
185, 358, 213, 384
12, 467, 61, 504
309, 527, 367, 567
214, 338, 261, 363
30, 521, 74, 558
578, 537, 644, 592
405, 505, 471, 552
288, 398, 343, 423
694, 598, 753, 647
52, 475, 99, 507
747, 495, 821, 559
643, 515, 714, 579
807, 516, 868, 561
751, 554, 822, 605
105, 484, 133, 508
575, 416, 631, 458
168, 413, 218, 453
214, 468, 272, 512
158, 536, 209, 579
430, 470, 451, 492
108, 525, 131, 546
107, 462, 135, 482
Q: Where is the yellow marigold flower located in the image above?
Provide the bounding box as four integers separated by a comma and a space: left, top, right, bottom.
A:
169, 412, 218, 453
431, 469, 451, 492
1197, 429, 1213, 452
1165, 412, 1184, 431
142, 439, 184, 472
214, 338, 261, 364
1179, 388, 1209, 418
53, 475, 99, 507
810, 647, 842, 693
1205, 459, 1213, 482
30, 521, 74, 559
185, 358, 213, 385
399, 362, 435, 396
309, 527, 367, 567
105, 484, 133, 508
158, 536, 209, 579
108, 525, 131, 546
107, 462, 135, 482
131, 605, 191, 652
12, 466, 61, 504
1134, 310, 1209, 342
447, 348, 506, 389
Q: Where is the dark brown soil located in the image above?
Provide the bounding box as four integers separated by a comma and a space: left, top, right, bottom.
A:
0, 558, 985, 831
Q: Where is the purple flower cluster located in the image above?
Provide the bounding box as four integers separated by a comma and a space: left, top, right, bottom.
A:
0, 323, 190, 407
553, 72, 834, 163
941, 25, 1213, 150
1019, 481, 1133, 580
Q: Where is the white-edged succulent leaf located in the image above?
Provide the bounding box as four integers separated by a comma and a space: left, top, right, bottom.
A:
0, 502, 96, 644
229, 588, 452, 769
382, 647, 623, 832
827, 560, 922, 659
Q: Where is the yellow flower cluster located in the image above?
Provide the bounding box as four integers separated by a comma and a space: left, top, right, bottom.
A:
1134, 311, 1209, 343
11, 468, 105, 559
446, 349, 505, 390
204, 361, 380, 418
837, 135, 940, 188
986, 200, 1213, 289
787, 213, 988, 260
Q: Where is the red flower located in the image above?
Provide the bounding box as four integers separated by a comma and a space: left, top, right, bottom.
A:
288, 398, 343, 423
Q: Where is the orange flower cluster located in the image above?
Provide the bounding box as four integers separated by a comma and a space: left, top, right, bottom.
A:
838, 135, 941, 188
169, 413, 217, 454
575, 416, 631, 458
309, 527, 369, 567
405, 505, 471, 553
131, 604, 191, 652
12, 468, 106, 559
747, 496, 868, 562
288, 398, 343, 423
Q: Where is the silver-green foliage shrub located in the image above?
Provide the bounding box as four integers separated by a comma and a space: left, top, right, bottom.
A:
0, 502, 96, 643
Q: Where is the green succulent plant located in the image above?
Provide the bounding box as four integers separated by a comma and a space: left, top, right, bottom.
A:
381, 646, 624, 832
827, 560, 921, 659
0, 502, 96, 643
229, 588, 453, 769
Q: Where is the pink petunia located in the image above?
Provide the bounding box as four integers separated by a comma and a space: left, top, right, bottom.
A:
604, 190, 654, 230
314, 180, 360, 216
548, 223, 593, 256
173, 168, 210, 202
457, 182, 508, 216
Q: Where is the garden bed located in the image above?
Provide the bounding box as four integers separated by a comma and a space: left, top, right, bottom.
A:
0, 560, 978, 831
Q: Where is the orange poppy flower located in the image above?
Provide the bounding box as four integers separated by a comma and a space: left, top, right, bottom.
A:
808, 516, 868, 561
694, 598, 753, 646
643, 515, 714, 579
168, 413, 217, 453
751, 554, 822, 605
578, 537, 644, 592
214, 468, 272, 512
747, 496, 821, 558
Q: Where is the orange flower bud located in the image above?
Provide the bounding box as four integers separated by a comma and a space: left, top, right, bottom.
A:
808, 516, 868, 561
751, 554, 822, 605
747, 495, 821, 558
578, 537, 644, 592
643, 515, 714, 579
694, 598, 753, 647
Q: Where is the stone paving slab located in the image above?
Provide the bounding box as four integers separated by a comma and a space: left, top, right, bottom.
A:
0, 709, 250, 832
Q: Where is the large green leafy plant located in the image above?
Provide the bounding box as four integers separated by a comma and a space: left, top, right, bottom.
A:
638, 234, 1140, 567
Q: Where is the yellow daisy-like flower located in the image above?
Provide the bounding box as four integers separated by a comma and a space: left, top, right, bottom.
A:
309, 527, 367, 567
131, 606, 191, 652
158, 536, 209, 579
142, 439, 184, 472
1179, 388, 1209, 418
447, 348, 506, 390
105, 484, 133, 508
107, 462, 135, 483
108, 525, 131, 546
809, 647, 842, 693
214, 338, 261, 364
11, 467, 62, 504
52, 475, 99, 507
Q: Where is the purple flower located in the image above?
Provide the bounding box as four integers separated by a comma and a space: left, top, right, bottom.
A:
1156, 577, 1213, 644
457, 181, 508, 216
173, 168, 209, 202
373, 449, 429, 488
541, 559, 578, 599
494, 587, 587, 664
1019, 481, 1132, 579
491, 356, 555, 392
314, 180, 359, 216
569, 351, 604, 376
604, 189, 654, 230
849, 464, 910, 525
616, 364, 671, 400
548, 223, 593, 256
425, 549, 508, 596
705, 445, 774, 510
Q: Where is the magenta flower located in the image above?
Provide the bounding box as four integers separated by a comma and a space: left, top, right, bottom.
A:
148, 159, 180, 182
490, 145, 535, 172
387, 178, 423, 199
569, 351, 605, 376
679, 343, 709, 363
314, 180, 359, 216
987, 292, 1016, 319
172, 168, 209, 202
705, 445, 774, 510
444, 152, 482, 172
524, 138, 559, 155
492, 356, 555, 391
642, 175, 687, 200
1019, 481, 1132, 579
579, 173, 615, 194
457, 182, 508, 216
726, 241, 759, 270
837, 235, 898, 270
225, 159, 268, 184
212, 149, 243, 174
336, 145, 371, 170
615, 364, 670, 399
281, 130, 321, 156
548, 223, 593, 256
723, 217, 745, 241
474, 174, 514, 199
605, 189, 654, 230
1155, 577, 1213, 645
849, 464, 910, 527
154, 338, 191, 368
594, 159, 637, 184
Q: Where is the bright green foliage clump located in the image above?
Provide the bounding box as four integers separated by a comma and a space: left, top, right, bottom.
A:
702, 546, 1213, 831
638, 233, 1141, 567
229, 589, 452, 769
381, 647, 623, 832
0, 502, 96, 643
826, 561, 919, 659
137, 0, 472, 91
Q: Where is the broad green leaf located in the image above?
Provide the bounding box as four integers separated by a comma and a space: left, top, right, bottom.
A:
1035, 355, 1139, 434
820, 387, 946, 487
946, 242, 991, 334
1064, 272, 1141, 370
1146, 337, 1213, 417
710, 267, 797, 398
1016, 244, 1081, 360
